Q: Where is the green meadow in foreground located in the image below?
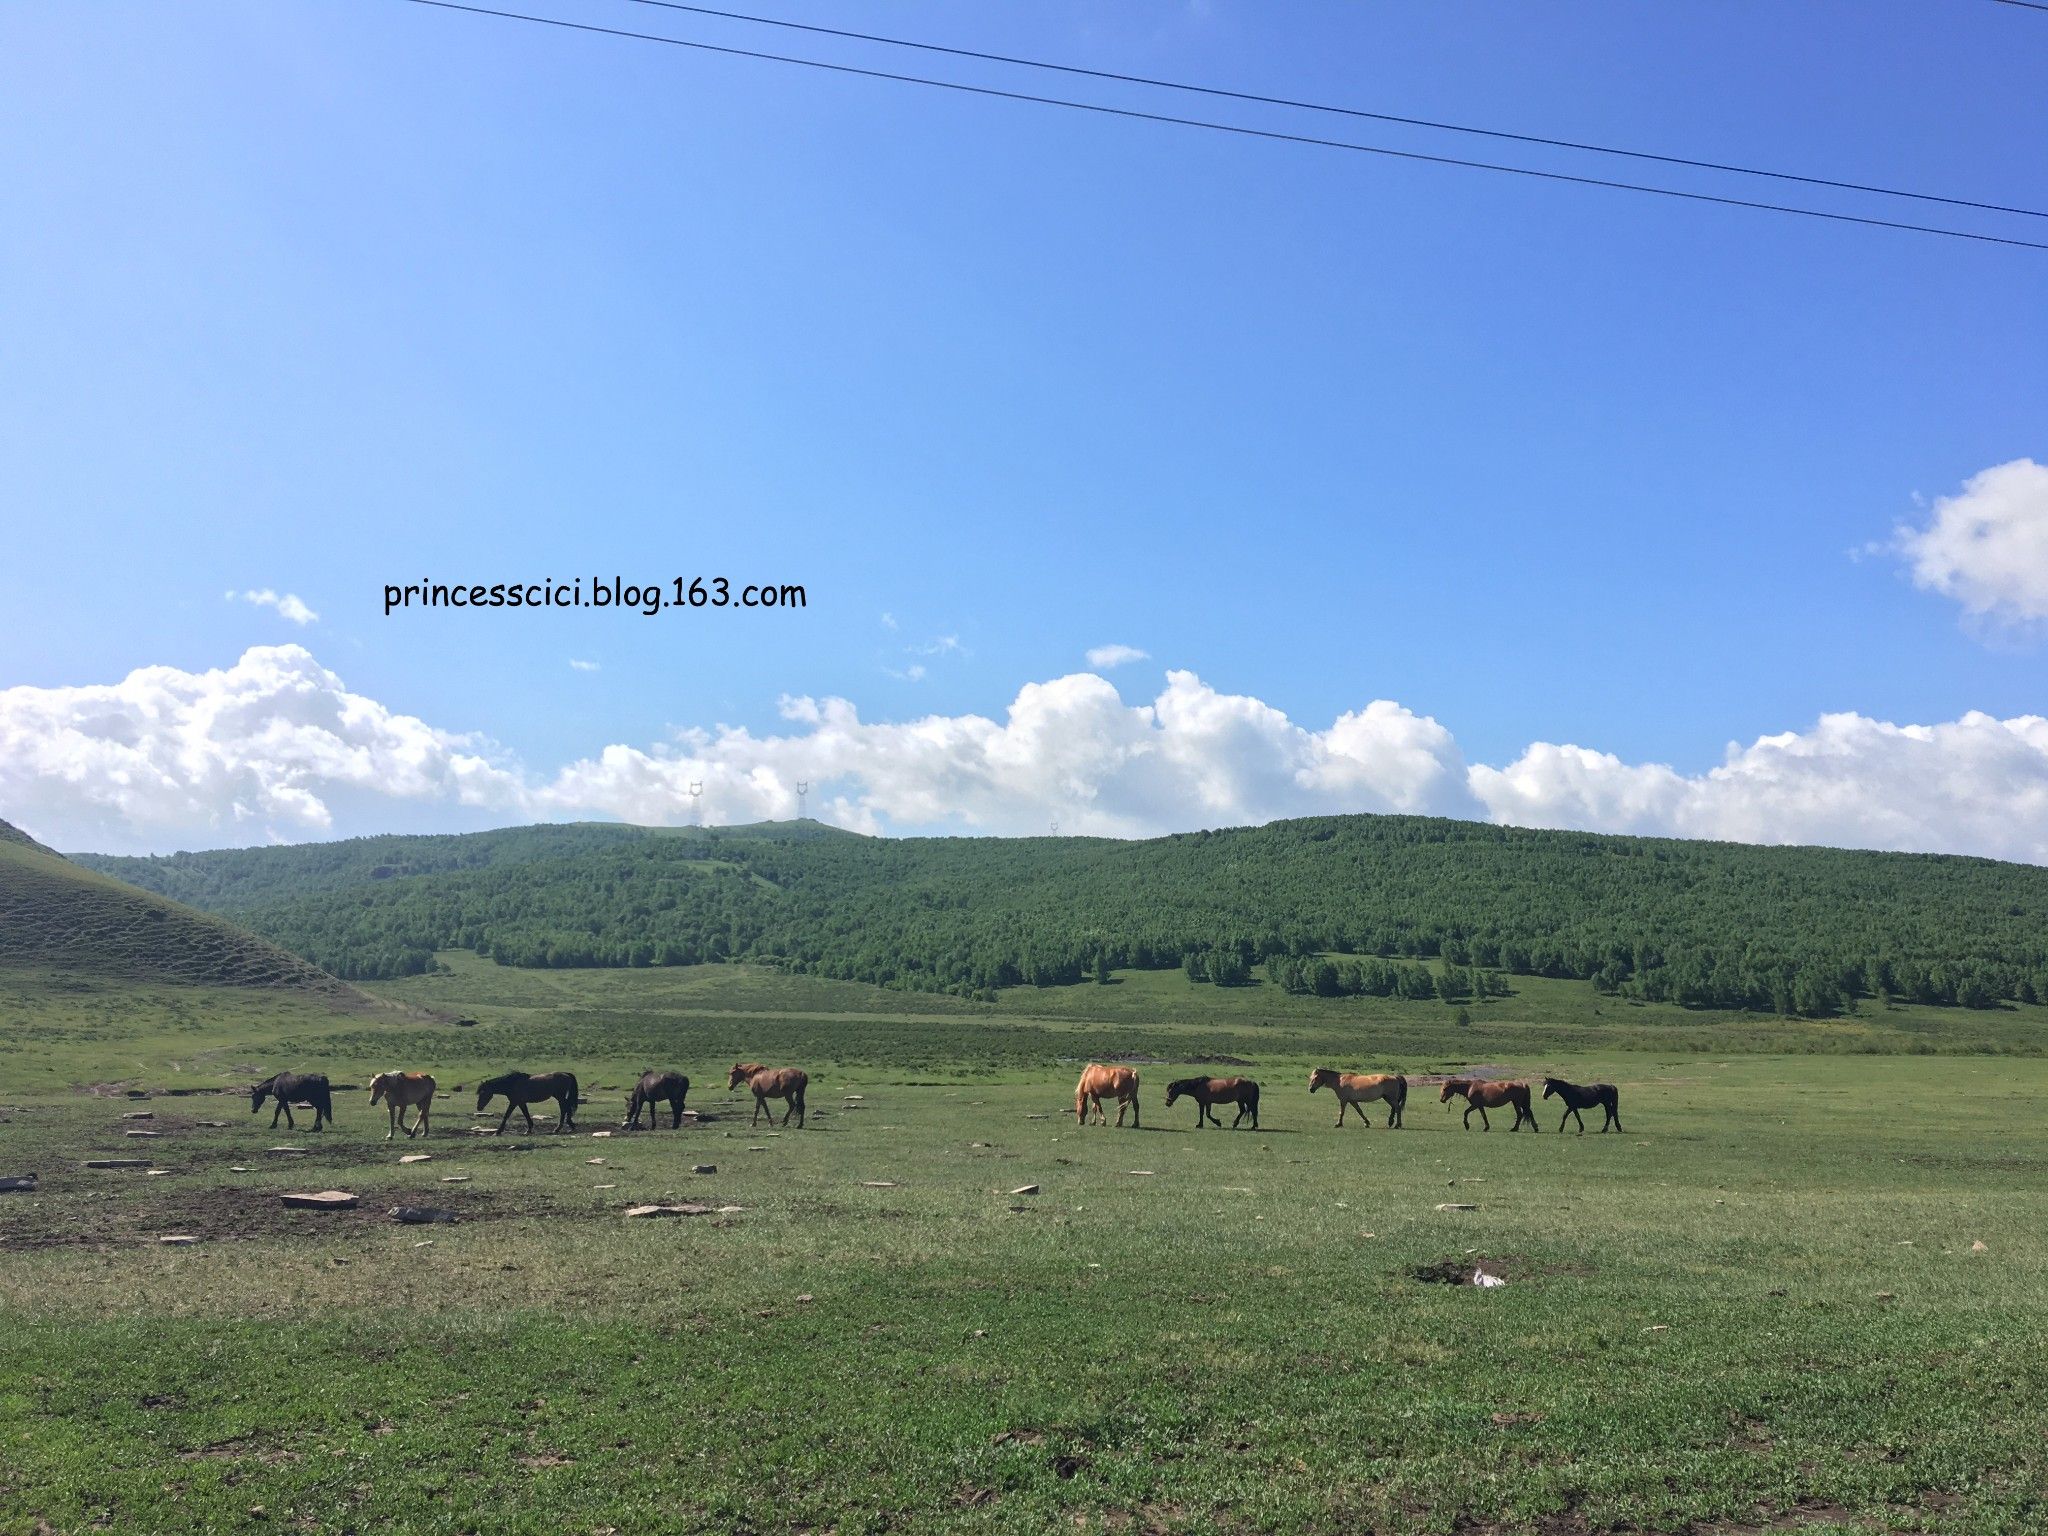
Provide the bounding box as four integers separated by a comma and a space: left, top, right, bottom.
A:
1, 959, 2044, 1534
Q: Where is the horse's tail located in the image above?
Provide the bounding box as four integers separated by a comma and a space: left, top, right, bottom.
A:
1245, 1081, 1261, 1112
1391, 1075, 1408, 1112
564, 1072, 581, 1106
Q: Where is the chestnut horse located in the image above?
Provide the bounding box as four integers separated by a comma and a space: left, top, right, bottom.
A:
1307, 1068, 1407, 1128
625, 1070, 690, 1130
476, 1070, 580, 1134
1074, 1064, 1141, 1127
728, 1064, 807, 1128
368, 1070, 436, 1140
1164, 1076, 1260, 1130
1542, 1077, 1622, 1134
1440, 1077, 1537, 1132
251, 1071, 333, 1132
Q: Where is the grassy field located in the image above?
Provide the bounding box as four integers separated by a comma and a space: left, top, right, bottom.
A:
2, 957, 2045, 1534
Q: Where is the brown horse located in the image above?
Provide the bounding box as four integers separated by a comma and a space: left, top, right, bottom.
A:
1074, 1064, 1141, 1127
1164, 1076, 1260, 1130
1308, 1068, 1407, 1128
728, 1064, 807, 1128
368, 1071, 436, 1140
1542, 1077, 1622, 1134
1440, 1078, 1537, 1132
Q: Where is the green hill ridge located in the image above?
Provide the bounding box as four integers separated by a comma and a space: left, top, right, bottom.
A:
71, 814, 2048, 1019
1, 817, 366, 999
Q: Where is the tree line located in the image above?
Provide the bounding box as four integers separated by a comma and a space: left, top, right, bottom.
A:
78, 814, 2048, 1018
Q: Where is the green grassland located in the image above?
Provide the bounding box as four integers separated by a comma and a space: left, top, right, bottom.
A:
3, 955, 2045, 1534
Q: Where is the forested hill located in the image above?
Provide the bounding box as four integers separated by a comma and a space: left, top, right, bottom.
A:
73, 815, 2048, 1017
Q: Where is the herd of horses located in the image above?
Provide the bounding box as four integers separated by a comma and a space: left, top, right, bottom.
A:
247, 1063, 810, 1137
249, 1062, 1620, 1140
1078, 1065, 1622, 1134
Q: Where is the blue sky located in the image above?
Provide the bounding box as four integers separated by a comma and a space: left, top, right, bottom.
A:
2, 1, 2045, 856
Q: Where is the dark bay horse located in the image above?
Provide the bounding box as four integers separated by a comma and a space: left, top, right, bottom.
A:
625, 1070, 690, 1130
476, 1070, 580, 1134
1074, 1063, 1141, 1127
1440, 1078, 1537, 1132
728, 1064, 807, 1128
1164, 1076, 1260, 1129
1308, 1069, 1407, 1128
1543, 1077, 1622, 1133
251, 1072, 333, 1131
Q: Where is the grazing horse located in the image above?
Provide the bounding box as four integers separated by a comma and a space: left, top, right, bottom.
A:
728, 1064, 807, 1128
476, 1070, 580, 1135
1440, 1078, 1537, 1132
251, 1071, 333, 1132
1164, 1076, 1260, 1129
1542, 1077, 1622, 1134
1074, 1063, 1141, 1128
1307, 1068, 1407, 1128
625, 1070, 691, 1130
368, 1071, 436, 1140
725, 1062, 767, 1094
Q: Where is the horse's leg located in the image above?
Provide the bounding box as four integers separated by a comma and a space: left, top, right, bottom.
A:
497, 1103, 515, 1134
752, 1094, 764, 1127
1572, 1106, 1586, 1135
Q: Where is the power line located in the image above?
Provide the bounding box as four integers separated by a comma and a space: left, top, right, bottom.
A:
397, 0, 2048, 253
1986, 0, 2048, 13
622, 0, 2048, 223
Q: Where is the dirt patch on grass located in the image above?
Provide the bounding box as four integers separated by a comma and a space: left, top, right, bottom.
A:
0, 1180, 556, 1250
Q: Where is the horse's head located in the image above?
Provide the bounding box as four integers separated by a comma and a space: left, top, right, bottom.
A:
1308, 1068, 1333, 1094
1164, 1080, 1188, 1106
1541, 1078, 1559, 1100
1439, 1079, 1467, 1104
369, 1073, 390, 1106
249, 1080, 270, 1114
726, 1063, 753, 1091
475, 1079, 498, 1112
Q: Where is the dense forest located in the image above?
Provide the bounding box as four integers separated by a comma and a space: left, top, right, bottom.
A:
77, 815, 2048, 1017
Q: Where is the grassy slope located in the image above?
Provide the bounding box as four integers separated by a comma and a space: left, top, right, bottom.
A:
0, 821, 367, 1001
0, 957, 2042, 1534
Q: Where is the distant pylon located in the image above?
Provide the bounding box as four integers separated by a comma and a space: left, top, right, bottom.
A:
1050, 820, 1059, 836
795, 781, 810, 820
688, 780, 704, 826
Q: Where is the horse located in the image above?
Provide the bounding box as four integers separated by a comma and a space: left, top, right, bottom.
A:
476, 1070, 580, 1135
1440, 1077, 1537, 1132
625, 1070, 691, 1130
1074, 1063, 1141, 1128
1164, 1076, 1260, 1129
725, 1062, 766, 1094
1542, 1077, 1622, 1134
1307, 1068, 1407, 1128
728, 1064, 807, 1128
250, 1071, 333, 1132
368, 1071, 436, 1140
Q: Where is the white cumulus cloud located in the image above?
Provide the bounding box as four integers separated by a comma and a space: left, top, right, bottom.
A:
7, 646, 2048, 864
1890, 458, 2048, 628
227, 588, 319, 626
1085, 643, 1150, 669
0, 646, 516, 852
568, 659, 600, 673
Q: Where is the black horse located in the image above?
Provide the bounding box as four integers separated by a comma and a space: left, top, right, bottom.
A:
624, 1070, 690, 1130
1542, 1077, 1622, 1134
1163, 1075, 1261, 1130
251, 1071, 333, 1131
476, 1070, 580, 1135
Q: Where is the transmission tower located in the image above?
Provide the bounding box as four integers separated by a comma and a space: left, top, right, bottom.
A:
688, 780, 703, 826
795, 780, 810, 820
